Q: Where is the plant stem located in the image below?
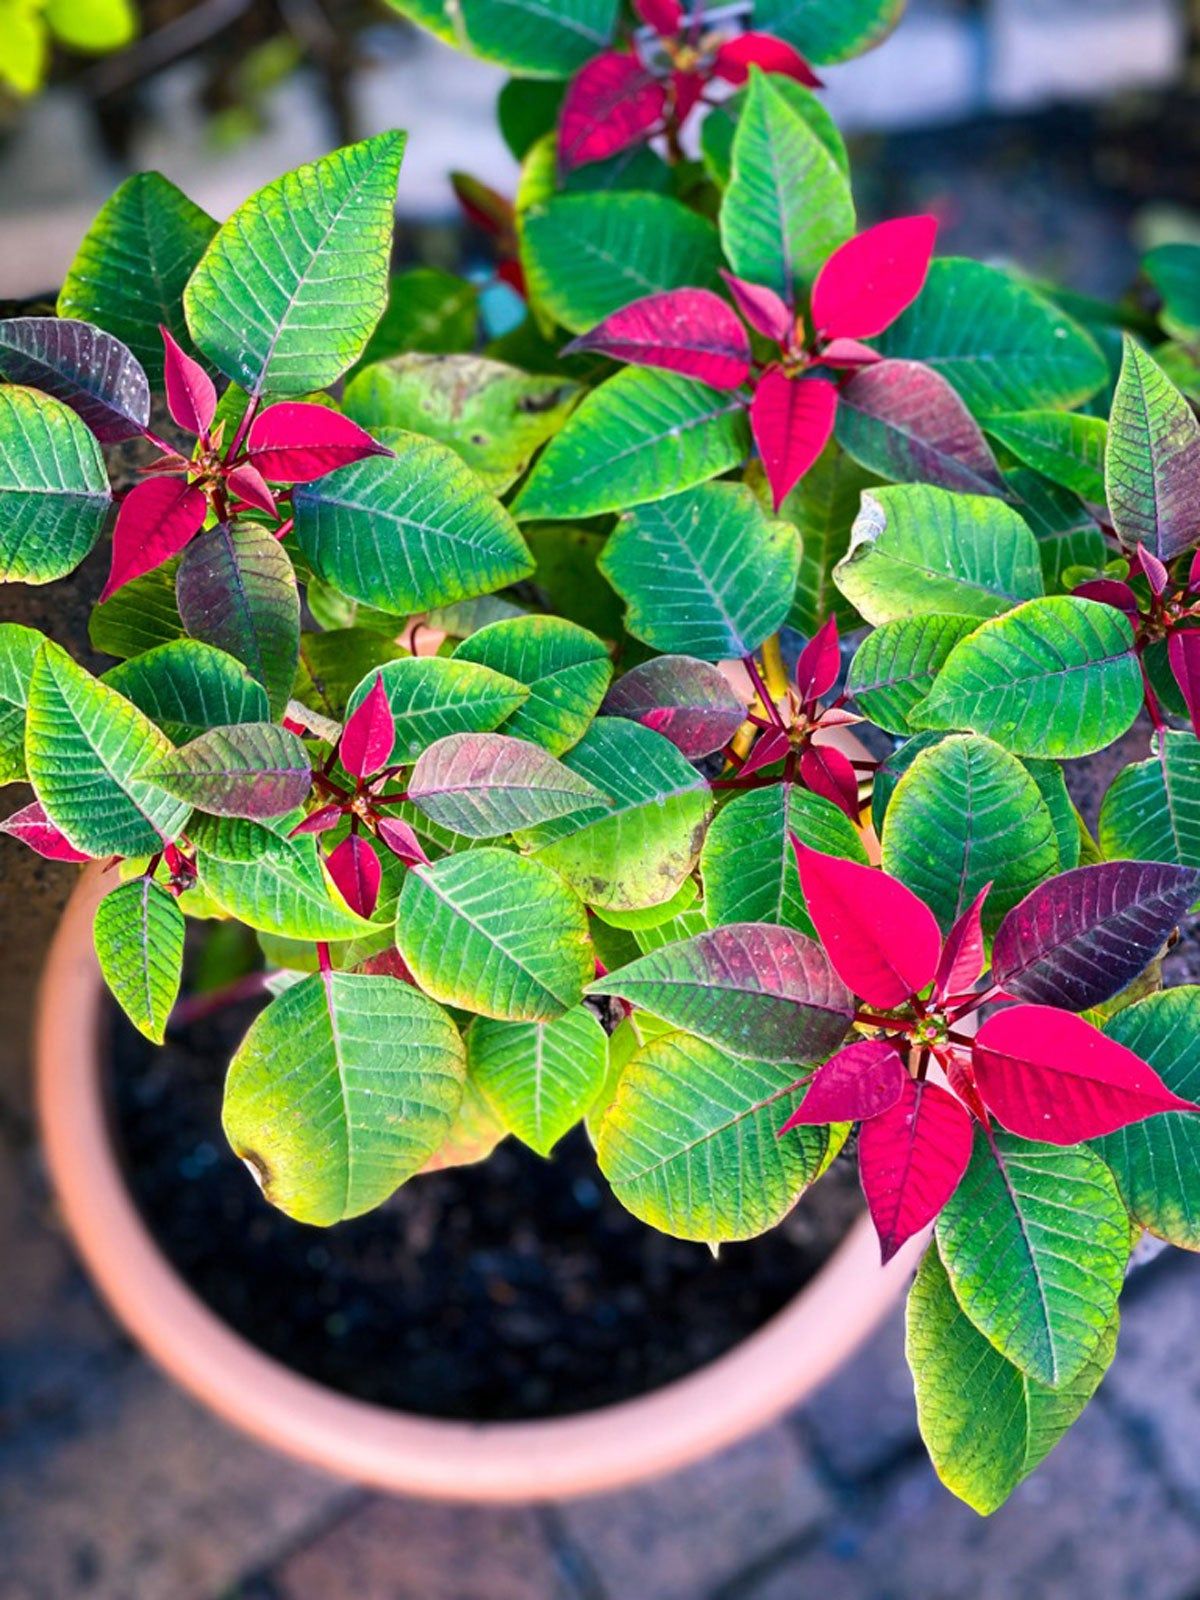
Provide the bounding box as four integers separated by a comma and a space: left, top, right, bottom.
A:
742, 653, 788, 734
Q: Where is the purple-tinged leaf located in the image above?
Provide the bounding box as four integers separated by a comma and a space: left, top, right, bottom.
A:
1072, 578, 1139, 619
339, 673, 395, 780
974, 1004, 1197, 1143
1136, 542, 1169, 597
836, 359, 1006, 497
601, 655, 747, 758
325, 833, 382, 920
139, 722, 313, 819
991, 860, 1200, 1012
818, 338, 883, 369
933, 884, 990, 1000
0, 316, 150, 443
795, 615, 840, 704
245, 403, 391, 483
859, 1076, 973, 1263
408, 731, 608, 837
790, 839, 942, 1008
564, 290, 752, 390
290, 804, 343, 837
751, 369, 838, 510
588, 921, 855, 1065
558, 51, 667, 173
712, 32, 822, 88
799, 742, 860, 821
226, 463, 278, 517
1169, 629, 1200, 738
376, 816, 430, 867
1107, 336, 1200, 562
101, 476, 207, 601
1189, 548, 1200, 594
719, 270, 794, 345
780, 1039, 906, 1130
0, 798, 91, 861
810, 216, 939, 342
161, 325, 216, 438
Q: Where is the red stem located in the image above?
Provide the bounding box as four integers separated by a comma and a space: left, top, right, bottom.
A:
742, 653, 789, 735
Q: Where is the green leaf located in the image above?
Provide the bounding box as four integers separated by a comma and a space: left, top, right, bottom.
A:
594, 876, 699, 933
700, 78, 848, 188
1024, 757, 1081, 873
103, 640, 269, 744
176, 521, 300, 720
451, 616, 610, 755
344, 654, 529, 759
468, 1004, 608, 1155
720, 69, 855, 300
93, 877, 184, 1044
497, 75, 565, 160
523, 522, 624, 641
776, 444, 874, 634
184, 131, 407, 396
353, 267, 479, 368
24, 642, 190, 858
1099, 731, 1200, 869
0, 384, 111, 584
1006, 467, 1106, 592
936, 1132, 1129, 1387
293, 427, 533, 614
0, 622, 42, 782
223, 970, 465, 1225
45, 0, 136, 51
514, 369, 750, 522
848, 614, 979, 735
907, 1243, 1117, 1516
295, 628, 405, 721
881, 734, 1059, 935
589, 922, 853, 1064
1105, 337, 1200, 561
517, 718, 713, 911
1094, 988, 1200, 1250
458, 0, 618, 76
89, 558, 185, 659
985, 411, 1108, 503
1144, 244, 1200, 342
58, 173, 216, 386
754, 0, 904, 61
871, 729, 944, 833
408, 731, 608, 837
191, 814, 373, 940
834, 484, 1044, 625
140, 723, 311, 820
520, 191, 724, 336
344, 354, 579, 494
601, 483, 800, 660
0, 2, 46, 95
912, 596, 1141, 759
877, 259, 1108, 418
597, 1031, 836, 1243
700, 782, 868, 937
396, 846, 593, 1021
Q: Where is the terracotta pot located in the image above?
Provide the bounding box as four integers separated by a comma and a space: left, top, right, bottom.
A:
36, 860, 923, 1502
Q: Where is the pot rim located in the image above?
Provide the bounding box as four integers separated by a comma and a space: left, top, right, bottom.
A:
35, 860, 923, 1502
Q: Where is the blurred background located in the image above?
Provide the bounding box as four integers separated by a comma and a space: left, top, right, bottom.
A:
4, 3, 1200, 1597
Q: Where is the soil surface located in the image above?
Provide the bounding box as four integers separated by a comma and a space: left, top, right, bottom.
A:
109, 991, 863, 1422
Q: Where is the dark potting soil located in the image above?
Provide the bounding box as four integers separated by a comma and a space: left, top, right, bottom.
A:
108, 993, 863, 1422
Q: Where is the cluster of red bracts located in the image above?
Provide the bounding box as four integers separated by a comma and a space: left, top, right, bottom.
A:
100, 328, 390, 602
559, 0, 820, 174
732, 616, 866, 820
566, 214, 938, 507
1075, 543, 1200, 737
781, 842, 1198, 1262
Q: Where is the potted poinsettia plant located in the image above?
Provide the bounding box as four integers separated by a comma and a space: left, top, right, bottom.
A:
7, 0, 1200, 1514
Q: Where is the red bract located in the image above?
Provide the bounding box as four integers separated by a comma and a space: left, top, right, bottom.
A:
245, 403, 390, 483
225, 462, 278, 517
712, 33, 822, 89
798, 742, 860, 821
795, 614, 840, 703
566, 289, 752, 389
720, 270, 794, 344
100, 476, 207, 602
1168, 629, 1200, 737
325, 833, 382, 920
810, 216, 938, 340
558, 52, 667, 173
376, 816, 430, 867
339, 674, 396, 781
858, 1078, 973, 1263
778, 846, 1200, 1261
0, 799, 91, 861
160, 326, 216, 438
751, 370, 838, 509
634, 0, 683, 33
